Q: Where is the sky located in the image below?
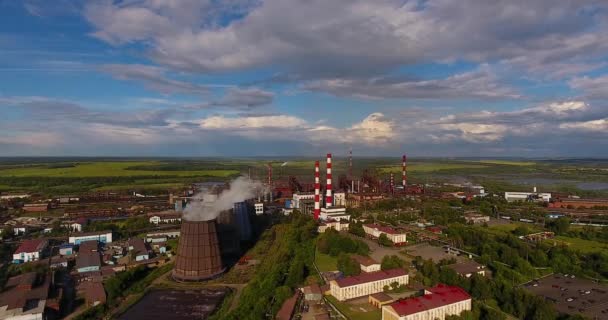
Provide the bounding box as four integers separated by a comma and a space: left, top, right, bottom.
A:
1, 0, 608, 157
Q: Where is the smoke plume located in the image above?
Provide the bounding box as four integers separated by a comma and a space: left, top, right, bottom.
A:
183, 176, 264, 221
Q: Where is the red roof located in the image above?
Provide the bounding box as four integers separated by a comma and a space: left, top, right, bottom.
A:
389, 284, 471, 316
335, 268, 406, 287
14, 239, 47, 254
276, 292, 299, 320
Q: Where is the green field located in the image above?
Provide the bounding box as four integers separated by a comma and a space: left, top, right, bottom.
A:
0, 161, 238, 178
378, 162, 489, 174
315, 249, 338, 272
545, 236, 608, 254
477, 160, 536, 166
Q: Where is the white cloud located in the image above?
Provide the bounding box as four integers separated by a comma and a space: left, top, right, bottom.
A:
199, 115, 306, 130
569, 75, 608, 99
560, 118, 608, 132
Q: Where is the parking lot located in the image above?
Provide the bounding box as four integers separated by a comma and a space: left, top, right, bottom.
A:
524, 274, 608, 319
403, 243, 465, 263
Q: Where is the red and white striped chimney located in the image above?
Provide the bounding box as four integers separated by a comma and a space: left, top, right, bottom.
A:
314, 160, 320, 220
326, 153, 333, 208
402, 154, 407, 187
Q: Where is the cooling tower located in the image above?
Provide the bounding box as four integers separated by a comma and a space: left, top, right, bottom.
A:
172, 219, 225, 282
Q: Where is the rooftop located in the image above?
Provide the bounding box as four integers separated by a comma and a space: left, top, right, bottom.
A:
351, 255, 379, 267
364, 224, 405, 235
334, 268, 407, 288
128, 238, 149, 255
276, 292, 299, 320
388, 284, 471, 316
79, 240, 99, 253
71, 230, 112, 237
14, 239, 47, 255
370, 292, 394, 303
76, 251, 101, 270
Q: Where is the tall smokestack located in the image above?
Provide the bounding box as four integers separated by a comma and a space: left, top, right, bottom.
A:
326, 153, 333, 208
349, 148, 353, 180
173, 219, 225, 281
314, 161, 320, 220
390, 173, 395, 194
267, 162, 273, 202
402, 154, 407, 188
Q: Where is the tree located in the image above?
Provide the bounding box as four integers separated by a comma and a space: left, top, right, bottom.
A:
337, 254, 360, 276
349, 222, 365, 237
547, 217, 570, 235
381, 255, 406, 270
378, 233, 392, 246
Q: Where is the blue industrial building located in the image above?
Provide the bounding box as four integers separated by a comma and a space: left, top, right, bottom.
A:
234, 202, 253, 241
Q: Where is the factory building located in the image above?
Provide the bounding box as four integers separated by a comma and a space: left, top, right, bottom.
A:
292, 193, 315, 208
504, 187, 551, 202
148, 211, 182, 225
330, 268, 408, 301
69, 231, 113, 245
320, 207, 350, 221
363, 224, 407, 245
382, 284, 471, 320
0, 273, 53, 320
333, 192, 346, 206
12, 239, 48, 264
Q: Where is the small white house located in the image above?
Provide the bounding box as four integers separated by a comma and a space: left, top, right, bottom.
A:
12, 239, 48, 264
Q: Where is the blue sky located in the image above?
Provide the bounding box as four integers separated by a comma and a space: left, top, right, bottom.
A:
1, 0, 608, 157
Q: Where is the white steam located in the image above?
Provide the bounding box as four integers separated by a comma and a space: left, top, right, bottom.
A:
183, 176, 264, 221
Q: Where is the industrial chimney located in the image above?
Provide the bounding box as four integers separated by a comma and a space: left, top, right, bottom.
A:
402, 154, 407, 187
172, 219, 225, 282
314, 160, 321, 220
326, 153, 333, 208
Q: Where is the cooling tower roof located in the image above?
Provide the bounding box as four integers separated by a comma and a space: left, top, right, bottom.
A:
172, 219, 225, 282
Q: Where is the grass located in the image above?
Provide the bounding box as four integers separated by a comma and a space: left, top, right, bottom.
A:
92, 182, 185, 191
326, 296, 382, 320
315, 249, 338, 272
477, 160, 536, 166
0, 161, 239, 178
378, 162, 488, 173
545, 236, 608, 254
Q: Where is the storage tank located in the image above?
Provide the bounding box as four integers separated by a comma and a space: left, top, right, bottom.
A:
172, 219, 225, 282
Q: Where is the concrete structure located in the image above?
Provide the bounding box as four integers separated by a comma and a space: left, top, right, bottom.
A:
317, 220, 349, 233
363, 224, 407, 245
444, 261, 486, 278
254, 202, 264, 215
382, 284, 471, 320
0, 273, 51, 320
463, 213, 490, 225
320, 207, 350, 221
172, 219, 225, 281
293, 193, 315, 209
12, 239, 48, 264
69, 231, 112, 245
333, 192, 346, 207
402, 154, 407, 187
504, 191, 551, 202
0, 193, 30, 200
233, 202, 252, 241
351, 255, 381, 273
329, 269, 408, 301
76, 251, 101, 273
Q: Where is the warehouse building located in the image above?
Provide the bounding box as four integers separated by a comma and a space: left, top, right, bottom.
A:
382, 284, 471, 320
330, 268, 408, 301
351, 255, 381, 273
69, 231, 113, 245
